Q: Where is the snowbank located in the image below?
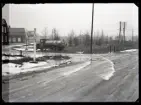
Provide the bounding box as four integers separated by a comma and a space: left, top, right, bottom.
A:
120, 49, 138, 53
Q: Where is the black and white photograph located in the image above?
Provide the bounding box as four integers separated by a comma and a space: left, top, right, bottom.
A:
2, 3, 138, 102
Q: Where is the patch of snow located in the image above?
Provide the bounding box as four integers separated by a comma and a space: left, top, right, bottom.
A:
27, 49, 34, 51
3, 51, 20, 56
13, 48, 26, 51
120, 49, 138, 53
29, 43, 34, 45
2, 63, 21, 75
21, 62, 47, 70
13, 47, 39, 52
37, 49, 40, 51
27, 53, 45, 58
2, 56, 23, 60
76, 51, 84, 54
2, 59, 72, 76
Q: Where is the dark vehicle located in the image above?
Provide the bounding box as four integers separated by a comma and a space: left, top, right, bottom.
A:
36, 39, 66, 51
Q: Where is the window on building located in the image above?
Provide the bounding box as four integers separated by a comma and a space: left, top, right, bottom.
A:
13, 37, 16, 42
18, 37, 21, 42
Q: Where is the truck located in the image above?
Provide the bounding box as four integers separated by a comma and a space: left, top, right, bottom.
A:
36, 39, 66, 51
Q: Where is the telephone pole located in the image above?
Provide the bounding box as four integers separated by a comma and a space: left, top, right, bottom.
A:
119, 22, 121, 43
123, 22, 126, 44
91, 3, 94, 61
33, 28, 36, 62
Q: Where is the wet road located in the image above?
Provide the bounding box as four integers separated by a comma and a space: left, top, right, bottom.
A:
2, 51, 138, 102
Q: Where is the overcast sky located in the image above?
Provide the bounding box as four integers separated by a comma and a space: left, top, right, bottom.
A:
2, 3, 138, 37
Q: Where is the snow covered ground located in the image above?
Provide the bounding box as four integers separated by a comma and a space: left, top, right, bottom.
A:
3, 45, 137, 78
2, 51, 117, 81
2, 50, 111, 78
12, 45, 39, 52
2, 59, 72, 76
2, 51, 90, 76
2, 56, 23, 60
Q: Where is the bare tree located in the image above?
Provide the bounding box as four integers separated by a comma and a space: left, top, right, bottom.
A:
83, 31, 91, 46
78, 31, 82, 45
99, 30, 104, 45
68, 30, 75, 46
41, 27, 48, 39
51, 28, 60, 40
73, 36, 79, 46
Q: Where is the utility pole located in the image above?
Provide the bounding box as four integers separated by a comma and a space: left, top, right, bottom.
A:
119, 21, 122, 44
123, 22, 126, 44
93, 32, 95, 45
33, 28, 36, 62
90, 3, 94, 62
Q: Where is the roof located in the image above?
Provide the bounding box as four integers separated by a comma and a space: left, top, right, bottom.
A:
9, 28, 26, 36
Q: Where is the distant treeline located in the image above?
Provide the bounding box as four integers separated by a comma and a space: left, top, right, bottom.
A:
41, 28, 138, 53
